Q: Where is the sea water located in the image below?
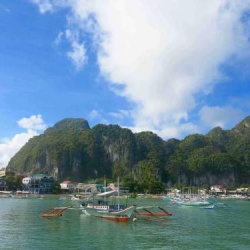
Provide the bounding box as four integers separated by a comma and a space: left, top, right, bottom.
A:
0, 197, 249, 250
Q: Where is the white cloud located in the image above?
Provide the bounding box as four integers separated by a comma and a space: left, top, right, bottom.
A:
54, 31, 64, 46
30, 0, 54, 13
55, 29, 88, 70
88, 110, 108, 125
89, 109, 100, 120
0, 115, 47, 168
199, 105, 245, 129
67, 40, 87, 70
109, 110, 130, 120
32, 0, 250, 138
18, 114, 47, 130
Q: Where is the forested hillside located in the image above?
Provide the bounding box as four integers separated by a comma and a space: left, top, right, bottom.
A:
6, 117, 250, 188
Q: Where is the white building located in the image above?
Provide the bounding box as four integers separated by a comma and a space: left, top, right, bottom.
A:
22, 176, 33, 185
60, 181, 76, 191
210, 185, 225, 193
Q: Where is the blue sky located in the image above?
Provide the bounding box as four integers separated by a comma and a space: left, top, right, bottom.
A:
1, 0, 250, 168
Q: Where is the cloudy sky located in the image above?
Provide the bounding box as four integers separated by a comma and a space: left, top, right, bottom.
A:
1, 0, 250, 169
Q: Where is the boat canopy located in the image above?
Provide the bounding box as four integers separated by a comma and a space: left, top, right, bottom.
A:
96, 190, 116, 197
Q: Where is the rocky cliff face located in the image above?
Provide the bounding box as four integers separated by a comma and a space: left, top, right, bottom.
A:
6, 119, 141, 182
166, 171, 238, 188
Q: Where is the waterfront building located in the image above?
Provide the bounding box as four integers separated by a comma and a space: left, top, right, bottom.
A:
60, 181, 76, 192
0, 178, 8, 191
22, 174, 55, 194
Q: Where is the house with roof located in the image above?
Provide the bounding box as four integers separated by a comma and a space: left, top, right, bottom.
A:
210, 185, 226, 195
60, 181, 76, 192
22, 174, 55, 194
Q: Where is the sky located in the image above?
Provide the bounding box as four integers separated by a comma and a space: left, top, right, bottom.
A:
1, 0, 250, 169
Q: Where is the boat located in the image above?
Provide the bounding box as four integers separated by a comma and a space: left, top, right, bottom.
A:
82, 177, 136, 222
83, 205, 136, 222
179, 187, 211, 207
180, 199, 211, 207
11, 190, 32, 199
71, 194, 84, 201
0, 191, 12, 198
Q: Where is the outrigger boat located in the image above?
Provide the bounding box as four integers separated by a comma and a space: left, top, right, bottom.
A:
81, 176, 173, 222
83, 204, 172, 222
82, 177, 136, 222
83, 205, 136, 222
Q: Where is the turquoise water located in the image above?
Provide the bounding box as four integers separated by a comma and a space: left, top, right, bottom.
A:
0, 197, 250, 250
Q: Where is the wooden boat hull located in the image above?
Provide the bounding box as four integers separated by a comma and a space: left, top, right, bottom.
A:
100, 215, 130, 222
84, 205, 135, 222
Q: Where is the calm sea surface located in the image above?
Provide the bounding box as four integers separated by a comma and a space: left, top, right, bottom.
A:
0, 196, 250, 250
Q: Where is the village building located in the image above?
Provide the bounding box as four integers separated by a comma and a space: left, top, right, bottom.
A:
0, 169, 6, 177
210, 185, 226, 195
60, 181, 76, 192
22, 174, 55, 194
0, 177, 8, 191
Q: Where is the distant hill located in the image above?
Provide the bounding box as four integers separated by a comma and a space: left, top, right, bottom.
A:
6, 116, 250, 187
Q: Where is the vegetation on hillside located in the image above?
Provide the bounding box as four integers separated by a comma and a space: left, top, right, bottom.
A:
6, 116, 250, 191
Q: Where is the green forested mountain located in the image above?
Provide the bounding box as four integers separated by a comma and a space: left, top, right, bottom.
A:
6, 117, 250, 188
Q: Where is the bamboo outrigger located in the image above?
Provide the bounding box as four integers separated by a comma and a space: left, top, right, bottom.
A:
135, 206, 172, 217
41, 206, 70, 217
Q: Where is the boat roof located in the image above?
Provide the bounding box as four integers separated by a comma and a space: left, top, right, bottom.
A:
96, 190, 116, 197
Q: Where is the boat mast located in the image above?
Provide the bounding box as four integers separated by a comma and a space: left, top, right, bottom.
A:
104, 175, 106, 204
118, 176, 120, 210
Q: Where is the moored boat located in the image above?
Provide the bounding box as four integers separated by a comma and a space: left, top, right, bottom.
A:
0, 191, 12, 198
82, 177, 136, 222
83, 205, 136, 222
179, 187, 211, 207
